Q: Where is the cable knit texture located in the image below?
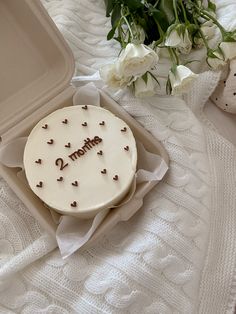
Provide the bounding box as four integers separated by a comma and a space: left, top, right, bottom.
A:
0, 0, 236, 313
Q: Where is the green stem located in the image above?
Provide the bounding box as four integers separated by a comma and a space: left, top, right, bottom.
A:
121, 15, 134, 40
200, 10, 226, 34
118, 25, 126, 49
153, 0, 159, 8
155, 20, 164, 37
172, 48, 180, 65
188, 0, 227, 36
168, 47, 179, 65
179, 0, 188, 24
121, 5, 134, 41
173, 0, 179, 23
198, 28, 210, 49
193, 15, 210, 49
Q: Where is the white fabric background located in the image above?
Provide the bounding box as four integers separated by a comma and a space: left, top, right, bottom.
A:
0, 0, 236, 313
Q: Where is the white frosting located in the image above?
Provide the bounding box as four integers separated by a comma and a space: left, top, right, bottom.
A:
23, 105, 137, 218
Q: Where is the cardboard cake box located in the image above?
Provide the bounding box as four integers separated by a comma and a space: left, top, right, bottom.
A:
0, 0, 169, 244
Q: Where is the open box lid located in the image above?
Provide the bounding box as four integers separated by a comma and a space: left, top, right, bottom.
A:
0, 0, 75, 138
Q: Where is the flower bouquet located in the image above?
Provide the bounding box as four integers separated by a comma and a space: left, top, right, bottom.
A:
100, 0, 236, 97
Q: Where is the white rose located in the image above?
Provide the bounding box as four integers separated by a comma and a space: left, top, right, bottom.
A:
134, 73, 157, 98
165, 28, 192, 54
169, 65, 198, 95
207, 50, 226, 69
219, 42, 236, 60
118, 43, 159, 78
194, 21, 216, 47
99, 63, 130, 89
201, 24, 216, 40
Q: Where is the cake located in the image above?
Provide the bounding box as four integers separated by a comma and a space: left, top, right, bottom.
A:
23, 105, 137, 218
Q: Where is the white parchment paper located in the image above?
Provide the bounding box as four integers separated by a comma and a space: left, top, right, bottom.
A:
0, 84, 168, 258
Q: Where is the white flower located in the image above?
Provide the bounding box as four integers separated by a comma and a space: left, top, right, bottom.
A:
165, 28, 192, 54
207, 50, 226, 69
194, 21, 216, 47
99, 63, 130, 89
201, 24, 216, 40
134, 73, 157, 98
118, 43, 159, 77
219, 42, 236, 60
169, 65, 198, 95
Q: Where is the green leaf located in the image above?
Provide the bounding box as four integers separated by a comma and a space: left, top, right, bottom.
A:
151, 8, 169, 32
166, 77, 172, 95
158, 0, 175, 24
111, 3, 121, 28
107, 27, 116, 40
125, 0, 142, 11
147, 71, 160, 87
142, 72, 148, 84
208, 1, 216, 12
104, 0, 114, 17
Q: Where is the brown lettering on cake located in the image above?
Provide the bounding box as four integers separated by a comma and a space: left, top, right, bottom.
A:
94, 136, 102, 144
85, 138, 93, 148
55, 158, 69, 171
57, 176, 63, 181
82, 145, 89, 153
101, 169, 107, 174
65, 143, 71, 148
99, 121, 105, 126
72, 180, 78, 186
68, 136, 102, 161
77, 149, 85, 156
82, 122, 87, 127
35, 159, 42, 164
68, 152, 78, 161
97, 150, 103, 155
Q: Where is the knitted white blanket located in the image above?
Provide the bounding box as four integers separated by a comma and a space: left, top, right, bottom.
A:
0, 0, 236, 313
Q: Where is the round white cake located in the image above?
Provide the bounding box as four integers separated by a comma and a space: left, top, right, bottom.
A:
23, 105, 137, 218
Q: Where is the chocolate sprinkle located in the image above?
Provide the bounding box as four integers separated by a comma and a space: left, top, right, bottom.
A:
121, 127, 127, 132
99, 121, 105, 126
82, 122, 87, 127
62, 119, 68, 124
42, 124, 48, 129
71, 201, 77, 207
57, 177, 63, 182
65, 142, 71, 148
82, 105, 88, 110
101, 169, 107, 174
72, 180, 78, 186
35, 159, 42, 164
113, 175, 119, 181
36, 181, 43, 188
47, 139, 54, 145
97, 150, 103, 155
124, 146, 129, 151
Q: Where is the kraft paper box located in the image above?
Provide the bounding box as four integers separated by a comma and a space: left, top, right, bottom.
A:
0, 0, 169, 256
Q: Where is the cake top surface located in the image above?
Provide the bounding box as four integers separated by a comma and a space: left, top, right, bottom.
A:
23, 105, 137, 218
